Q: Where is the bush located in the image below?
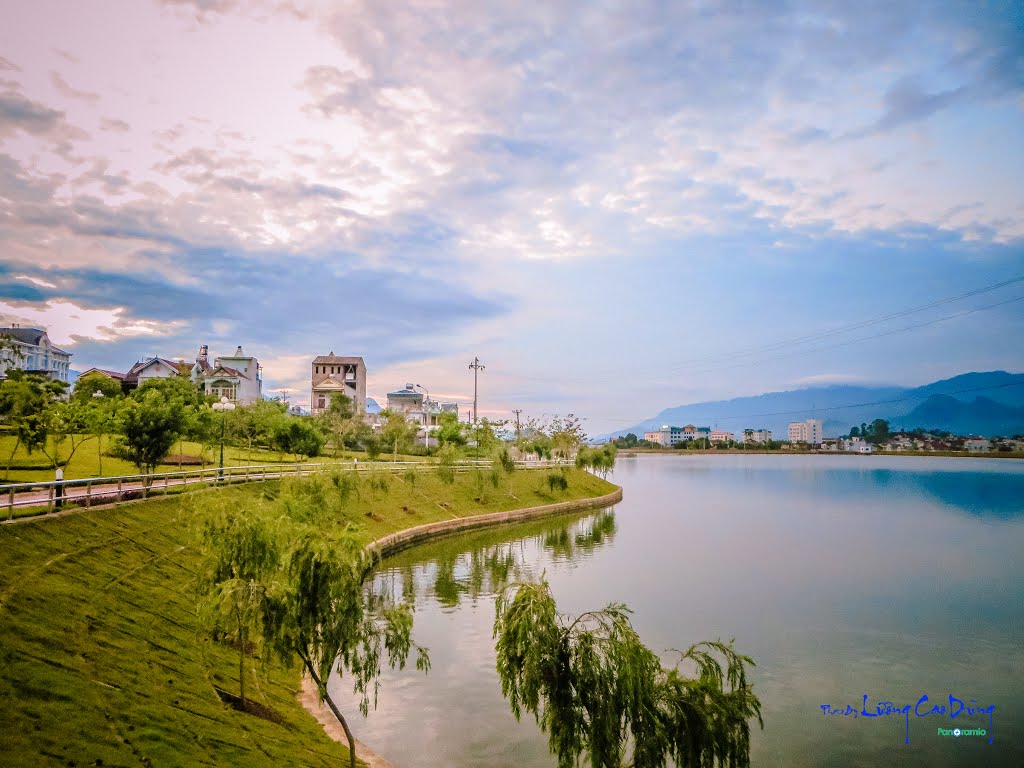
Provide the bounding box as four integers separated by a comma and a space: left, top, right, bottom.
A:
547, 472, 569, 493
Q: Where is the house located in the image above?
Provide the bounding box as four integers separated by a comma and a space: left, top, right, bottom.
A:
742, 428, 772, 444
963, 437, 991, 453
819, 438, 841, 452
191, 344, 262, 405
310, 353, 366, 414
77, 367, 132, 394
709, 430, 734, 443
0, 326, 72, 382
128, 357, 192, 387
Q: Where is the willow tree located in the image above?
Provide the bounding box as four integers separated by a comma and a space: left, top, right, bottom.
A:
198, 509, 280, 708
263, 532, 429, 768
494, 579, 762, 768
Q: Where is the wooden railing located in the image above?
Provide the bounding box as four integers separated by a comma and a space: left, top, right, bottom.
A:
2, 458, 574, 520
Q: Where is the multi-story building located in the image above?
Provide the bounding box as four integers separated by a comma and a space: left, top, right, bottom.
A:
192, 344, 263, 404
643, 425, 686, 446
384, 384, 449, 427
0, 326, 72, 382
310, 353, 366, 414
709, 430, 734, 443
787, 418, 823, 445
742, 428, 773, 444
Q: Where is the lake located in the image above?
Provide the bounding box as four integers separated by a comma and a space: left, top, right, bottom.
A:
330, 454, 1024, 767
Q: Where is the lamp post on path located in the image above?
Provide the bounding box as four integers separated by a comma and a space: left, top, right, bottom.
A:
212, 396, 236, 480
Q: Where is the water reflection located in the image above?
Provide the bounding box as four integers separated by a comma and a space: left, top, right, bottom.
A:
335, 456, 1024, 768
368, 509, 617, 610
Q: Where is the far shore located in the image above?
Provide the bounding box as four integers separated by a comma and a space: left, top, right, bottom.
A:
617, 448, 1024, 459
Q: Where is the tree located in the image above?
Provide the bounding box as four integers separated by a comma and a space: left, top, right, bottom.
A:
494, 579, 762, 768
575, 444, 617, 478
868, 418, 890, 445
378, 409, 418, 461
0, 370, 63, 474
273, 416, 324, 461
71, 372, 123, 403
549, 414, 586, 460
317, 394, 365, 456
435, 412, 468, 449
229, 399, 287, 459
40, 399, 96, 470
199, 509, 281, 708
118, 386, 188, 474
263, 533, 429, 768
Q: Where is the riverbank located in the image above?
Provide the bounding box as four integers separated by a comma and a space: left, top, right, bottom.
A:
619, 447, 1024, 459
0, 466, 618, 767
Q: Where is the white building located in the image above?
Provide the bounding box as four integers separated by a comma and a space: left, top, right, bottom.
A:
643, 425, 686, 446
787, 418, 823, 445
742, 428, 773, 444
191, 344, 262, 404
128, 357, 191, 386
964, 437, 991, 453
311, 353, 366, 414
0, 326, 72, 382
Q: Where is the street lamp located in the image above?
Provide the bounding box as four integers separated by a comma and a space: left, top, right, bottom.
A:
211, 396, 236, 479
92, 390, 104, 399
414, 384, 430, 448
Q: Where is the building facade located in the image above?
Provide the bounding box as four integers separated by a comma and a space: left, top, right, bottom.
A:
192, 345, 262, 404
709, 430, 734, 443
311, 353, 366, 414
787, 418, 823, 445
0, 326, 72, 382
743, 428, 773, 444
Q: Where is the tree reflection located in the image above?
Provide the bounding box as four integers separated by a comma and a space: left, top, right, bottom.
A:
367, 509, 618, 609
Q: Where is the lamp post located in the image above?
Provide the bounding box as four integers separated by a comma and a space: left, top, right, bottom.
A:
414, 384, 430, 448
212, 396, 236, 479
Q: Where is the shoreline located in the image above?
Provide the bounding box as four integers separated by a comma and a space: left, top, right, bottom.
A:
298, 483, 624, 766
617, 448, 1024, 459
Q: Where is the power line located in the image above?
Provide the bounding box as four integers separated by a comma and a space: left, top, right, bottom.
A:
488, 274, 1024, 385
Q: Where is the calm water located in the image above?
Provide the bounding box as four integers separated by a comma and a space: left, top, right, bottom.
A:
331, 454, 1024, 767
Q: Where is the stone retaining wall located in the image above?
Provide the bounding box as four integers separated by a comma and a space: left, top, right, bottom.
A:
368, 485, 623, 563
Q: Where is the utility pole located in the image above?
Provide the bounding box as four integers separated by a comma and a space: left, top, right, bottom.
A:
512, 409, 523, 440
468, 356, 485, 425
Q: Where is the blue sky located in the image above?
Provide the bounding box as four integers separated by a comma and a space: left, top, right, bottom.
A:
0, 0, 1022, 434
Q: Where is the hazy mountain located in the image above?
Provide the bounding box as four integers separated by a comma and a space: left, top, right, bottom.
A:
605, 371, 1024, 440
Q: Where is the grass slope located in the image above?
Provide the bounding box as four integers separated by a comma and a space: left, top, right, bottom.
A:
0, 467, 616, 767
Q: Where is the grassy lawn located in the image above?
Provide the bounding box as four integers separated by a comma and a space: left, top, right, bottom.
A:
0, 466, 617, 767
0, 433, 428, 484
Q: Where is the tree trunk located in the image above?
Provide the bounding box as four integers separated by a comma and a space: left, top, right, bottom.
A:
6, 436, 21, 477
307, 666, 357, 768
239, 621, 246, 708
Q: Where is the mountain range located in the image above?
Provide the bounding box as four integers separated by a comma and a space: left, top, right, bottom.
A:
604, 371, 1024, 440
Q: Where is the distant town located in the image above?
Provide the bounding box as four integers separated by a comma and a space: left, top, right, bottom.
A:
618, 417, 1023, 455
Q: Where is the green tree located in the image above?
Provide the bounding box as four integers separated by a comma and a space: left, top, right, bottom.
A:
198, 509, 281, 708
868, 418, 890, 445
273, 416, 324, 461
71, 372, 123, 403
494, 579, 762, 768
229, 399, 287, 459
0, 370, 63, 474
118, 386, 188, 475
263, 533, 429, 768
436, 412, 468, 449
378, 409, 418, 461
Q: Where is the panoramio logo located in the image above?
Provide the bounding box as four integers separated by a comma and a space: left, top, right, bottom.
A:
938, 727, 987, 738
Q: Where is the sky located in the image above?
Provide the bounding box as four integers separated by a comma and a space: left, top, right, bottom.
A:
0, 0, 1022, 435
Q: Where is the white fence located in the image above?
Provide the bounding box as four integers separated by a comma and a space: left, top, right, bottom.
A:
3, 458, 574, 520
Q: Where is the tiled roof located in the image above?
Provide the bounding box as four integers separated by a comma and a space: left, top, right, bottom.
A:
80, 368, 128, 380
312, 354, 364, 365
0, 327, 47, 346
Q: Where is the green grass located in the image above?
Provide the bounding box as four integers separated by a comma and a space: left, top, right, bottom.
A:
0, 433, 428, 484
0, 466, 617, 767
